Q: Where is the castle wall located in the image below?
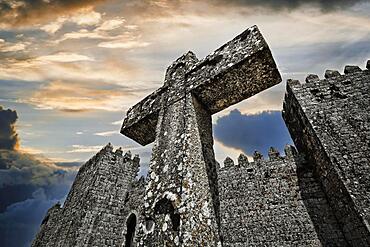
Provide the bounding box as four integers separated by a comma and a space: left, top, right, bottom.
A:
121, 177, 146, 246
218, 146, 347, 246
32, 144, 140, 247
283, 62, 370, 246
31, 203, 62, 246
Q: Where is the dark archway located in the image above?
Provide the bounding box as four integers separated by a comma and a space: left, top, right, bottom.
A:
125, 214, 137, 247
154, 198, 180, 231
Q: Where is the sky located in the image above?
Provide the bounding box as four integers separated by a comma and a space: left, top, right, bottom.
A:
0, 0, 370, 246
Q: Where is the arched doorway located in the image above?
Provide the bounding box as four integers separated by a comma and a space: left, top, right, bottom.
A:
154, 198, 180, 231
125, 214, 137, 247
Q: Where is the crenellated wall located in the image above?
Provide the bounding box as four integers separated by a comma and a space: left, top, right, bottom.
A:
283, 60, 370, 246
218, 146, 347, 246
32, 143, 142, 247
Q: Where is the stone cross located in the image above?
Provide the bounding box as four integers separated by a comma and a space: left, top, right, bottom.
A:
121, 25, 281, 246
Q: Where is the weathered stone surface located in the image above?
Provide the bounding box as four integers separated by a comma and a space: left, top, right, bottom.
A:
253, 150, 263, 161
344, 65, 361, 74
138, 52, 221, 246
32, 144, 141, 247
324, 69, 341, 78
283, 62, 370, 246
305, 74, 320, 83
237, 153, 249, 167
219, 147, 348, 246
121, 25, 281, 145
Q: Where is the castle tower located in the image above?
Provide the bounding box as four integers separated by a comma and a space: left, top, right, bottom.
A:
32, 144, 140, 247
283, 61, 370, 246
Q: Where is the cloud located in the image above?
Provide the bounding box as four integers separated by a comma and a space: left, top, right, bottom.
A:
213, 0, 366, 12
0, 0, 107, 28
213, 110, 293, 156
36, 52, 94, 63
57, 29, 107, 42
0, 150, 76, 189
96, 17, 126, 31
40, 10, 102, 34
70, 9, 102, 25
0, 40, 29, 52
26, 80, 140, 112
214, 139, 248, 164
67, 144, 103, 153
40, 17, 67, 34
111, 119, 123, 125
18, 146, 44, 155
94, 130, 118, 136
55, 162, 82, 168
98, 39, 151, 49
0, 192, 60, 247
0, 106, 19, 150
55, 26, 151, 50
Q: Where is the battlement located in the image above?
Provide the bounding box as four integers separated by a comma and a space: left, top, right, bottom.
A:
98, 142, 139, 160
220, 145, 298, 171
286, 59, 369, 88
285, 60, 369, 105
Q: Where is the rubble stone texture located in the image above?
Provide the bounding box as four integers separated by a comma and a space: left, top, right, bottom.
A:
283, 63, 370, 246
32, 24, 370, 247
219, 146, 347, 246
31, 144, 141, 247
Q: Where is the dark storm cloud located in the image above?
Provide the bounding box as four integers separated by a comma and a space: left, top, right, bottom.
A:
0, 150, 77, 247
0, 189, 60, 247
55, 161, 82, 168
1, 0, 366, 28
214, 110, 292, 156
0, 106, 77, 247
0, 184, 36, 212
215, 0, 366, 11
0, 106, 19, 150
0, 0, 107, 27
0, 148, 77, 212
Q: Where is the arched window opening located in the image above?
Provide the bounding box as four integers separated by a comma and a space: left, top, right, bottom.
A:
154, 198, 180, 231
125, 214, 136, 247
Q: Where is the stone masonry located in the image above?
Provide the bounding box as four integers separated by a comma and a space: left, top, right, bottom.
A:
32, 25, 370, 247
32, 143, 142, 247
219, 146, 347, 246
283, 62, 370, 246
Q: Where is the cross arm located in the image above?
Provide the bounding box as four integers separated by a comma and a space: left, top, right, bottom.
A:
186, 25, 281, 113
120, 86, 166, 145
